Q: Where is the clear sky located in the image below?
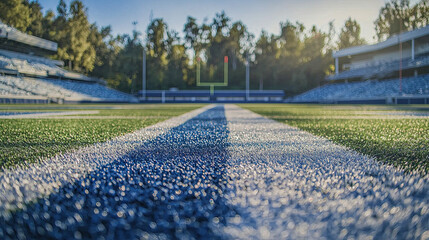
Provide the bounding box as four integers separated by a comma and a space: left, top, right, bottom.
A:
38, 0, 420, 44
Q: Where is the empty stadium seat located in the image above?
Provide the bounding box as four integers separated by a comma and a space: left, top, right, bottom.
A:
327, 55, 429, 81
291, 74, 429, 102
0, 75, 136, 102
0, 49, 90, 80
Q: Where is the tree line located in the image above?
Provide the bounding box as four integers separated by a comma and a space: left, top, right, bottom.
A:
0, 0, 427, 95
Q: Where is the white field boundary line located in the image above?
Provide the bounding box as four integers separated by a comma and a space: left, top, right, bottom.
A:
0, 111, 100, 119
355, 111, 429, 117
38, 116, 171, 119
268, 115, 429, 119
0, 104, 214, 214
222, 104, 429, 239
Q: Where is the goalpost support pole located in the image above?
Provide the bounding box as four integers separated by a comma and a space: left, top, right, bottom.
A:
196, 56, 228, 100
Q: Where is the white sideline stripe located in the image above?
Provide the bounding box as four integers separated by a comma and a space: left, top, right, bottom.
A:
269, 115, 429, 119
0, 104, 214, 213
0, 110, 100, 119
222, 104, 429, 239
31, 116, 171, 119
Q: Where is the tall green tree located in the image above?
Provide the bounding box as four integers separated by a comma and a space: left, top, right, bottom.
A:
252, 22, 333, 95
183, 17, 203, 57
279, 21, 305, 58
337, 18, 366, 49
91, 26, 121, 79
415, 0, 429, 28
253, 31, 279, 90
146, 18, 168, 90
67, 0, 94, 72
87, 24, 111, 74
0, 0, 32, 31
375, 0, 428, 41
183, 16, 212, 87
40, 10, 55, 41
300, 27, 331, 91
48, 0, 95, 72
25, 1, 44, 37
109, 31, 143, 93
207, 12, 230, 66
165, 31, 189, 89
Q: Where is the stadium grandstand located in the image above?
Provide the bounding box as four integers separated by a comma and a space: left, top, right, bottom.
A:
289, 25, 429, 104
0, 21, 137, 103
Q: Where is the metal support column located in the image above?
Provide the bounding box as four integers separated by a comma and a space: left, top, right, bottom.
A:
245, 58, 250, 101
335, 58, 339, 75
142, 48, 147, 100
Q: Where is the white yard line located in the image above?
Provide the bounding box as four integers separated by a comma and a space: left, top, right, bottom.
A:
222, 104, 429, 239
0, 104, 214, 213
0, 111, 100, 118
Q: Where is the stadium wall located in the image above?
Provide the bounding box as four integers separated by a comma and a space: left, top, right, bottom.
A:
0, 95, 49, 104
139, 90, 285, 103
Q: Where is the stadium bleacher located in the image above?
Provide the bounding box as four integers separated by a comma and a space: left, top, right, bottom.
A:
290, 74, 429, 103
327, 55, 429, 81
0, 75, 137, 102
0, 55, 14, 70
0, 78, 33, 96
304, 26, 429, 104
0, 47, 136, 103
41, 78, 136, 101
0, 49, 93, 80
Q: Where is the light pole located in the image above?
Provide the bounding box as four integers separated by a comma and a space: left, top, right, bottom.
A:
399, 14, 403, 95
245, 56, 250, 101
142, 48, 146, 100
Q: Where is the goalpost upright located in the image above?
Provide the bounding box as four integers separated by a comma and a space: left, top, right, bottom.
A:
196, 56, 229, 97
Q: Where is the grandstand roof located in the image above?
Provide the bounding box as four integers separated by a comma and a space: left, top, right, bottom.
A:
333, 25, 429, 58
0, 21, 57, 52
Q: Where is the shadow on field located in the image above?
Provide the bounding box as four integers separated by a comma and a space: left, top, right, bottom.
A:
1, 106, 236, 239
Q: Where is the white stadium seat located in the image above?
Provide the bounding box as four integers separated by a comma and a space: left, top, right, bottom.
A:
291, 74, 429, 102
0, 50, 136, 102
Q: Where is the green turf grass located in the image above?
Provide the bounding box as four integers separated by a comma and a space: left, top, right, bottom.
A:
0, 104, 204, 169
241, 104, 429, 174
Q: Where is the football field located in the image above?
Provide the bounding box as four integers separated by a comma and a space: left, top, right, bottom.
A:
1, 103, 428, 239
0, 104, 204, 169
